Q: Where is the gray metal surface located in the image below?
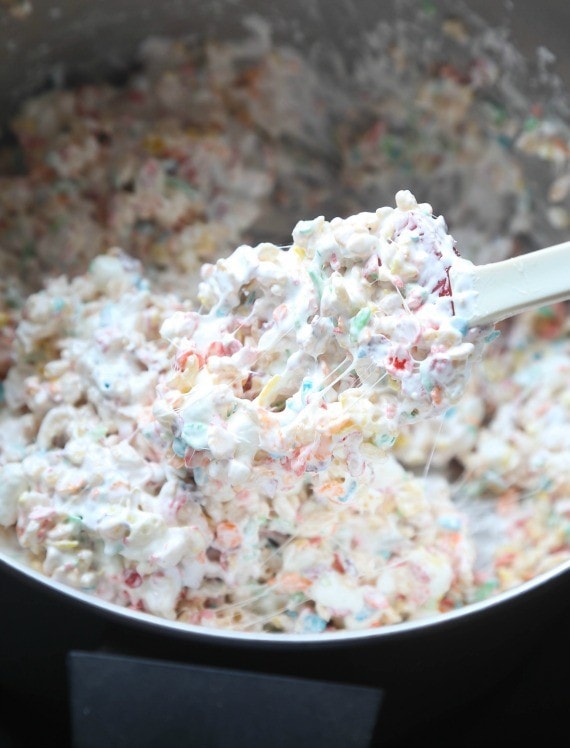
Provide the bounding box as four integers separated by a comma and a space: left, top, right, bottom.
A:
1, 1, 570, 125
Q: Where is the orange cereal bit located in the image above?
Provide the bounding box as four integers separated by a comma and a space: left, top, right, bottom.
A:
438, 596, 455, 613
430, 386, 443, 406
532, 303, 566, 339
274, 572, 313, 593
363, 590, 390, 611
497, 488, 520, 516
272, 304, 288, 321
495, 551, 516, 567
317, 479, 346, 501
215, 521, 242, 550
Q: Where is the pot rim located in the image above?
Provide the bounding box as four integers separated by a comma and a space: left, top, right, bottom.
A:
1, 536, 568, 645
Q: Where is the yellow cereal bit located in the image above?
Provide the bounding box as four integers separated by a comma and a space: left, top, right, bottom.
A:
166, 366, 197, 394
327, 416, 357, 435
150, 242, 171, 266
387, 376, 401, 391
258, 243, 282, 262
185, 233, 218, 266
143, 133, 166, 156
292, 245, 305, 261
497, 567, 517, 588
0, 312, 9, 327
256, 374, 281, 407
442, 18, 469, 43
11, 114, 35, 135
394, 433, 408, 449
51, 540, 79, 550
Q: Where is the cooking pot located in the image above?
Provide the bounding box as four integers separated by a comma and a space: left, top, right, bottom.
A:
1, 1, 569, 745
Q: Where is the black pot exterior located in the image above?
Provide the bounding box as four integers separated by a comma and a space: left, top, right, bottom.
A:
2, 561, 568, 744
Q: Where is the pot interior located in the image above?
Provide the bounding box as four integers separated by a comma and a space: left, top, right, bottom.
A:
1, 0, 570, 641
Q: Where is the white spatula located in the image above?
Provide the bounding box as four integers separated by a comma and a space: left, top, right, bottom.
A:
449, 240, 570, 327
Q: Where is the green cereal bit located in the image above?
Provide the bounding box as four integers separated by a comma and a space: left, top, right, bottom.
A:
89, 425, 108, 441
494, 106, 508, 126
523, 116, 540, 132
473, 579, 499, 602
165, 176, 199, 198
308, 269, 323, 298
50, 216, 66, 233
381, 135, 403, 161
350, 307, 371, 339
22, 241, 36, 260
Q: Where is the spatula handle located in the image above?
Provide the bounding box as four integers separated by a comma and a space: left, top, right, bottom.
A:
451, 240, 570, 327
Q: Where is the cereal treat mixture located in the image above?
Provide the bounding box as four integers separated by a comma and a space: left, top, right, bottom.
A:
1, 3, 569, 634
155, 190, 485, 506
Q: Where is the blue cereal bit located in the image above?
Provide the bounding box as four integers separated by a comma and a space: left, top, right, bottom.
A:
497, 133, 513, 150
338, 478, 357, 503
301, 612, 327, 633
539, 477, 554, 492
285, 610, 299, 619
444, 406, 456, 419
102, 539, 124, 556
0, 381, 4, 404
52, 297, 66, 314
172, 436, 187, 458
99, 302, 115, 326
485, 329, 501, 343
419, 361, 433, 392
438, 514, 462, 532
301, 379, 313, 405
373, 433, 396, 448
192, 467, 205, 486
181, 422, 209, 450
354, 607, 372, 622
296, 218, 316, 236
450, 317, 469, 336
